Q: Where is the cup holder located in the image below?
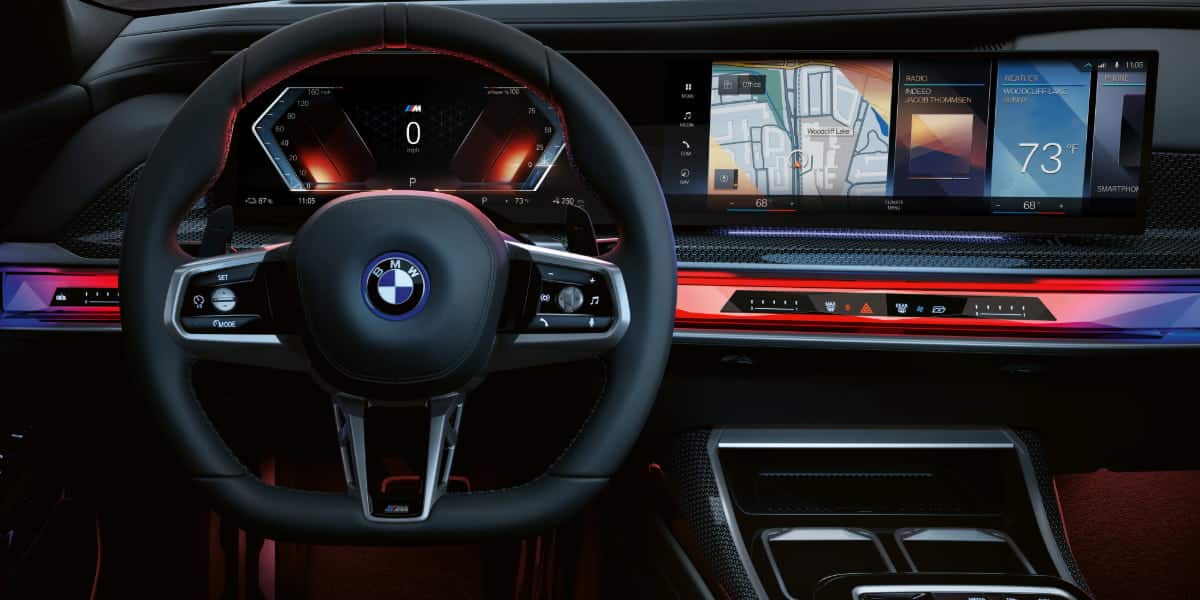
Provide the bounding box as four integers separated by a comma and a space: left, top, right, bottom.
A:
761, 527, 896, 599
895, 528, 1035, 575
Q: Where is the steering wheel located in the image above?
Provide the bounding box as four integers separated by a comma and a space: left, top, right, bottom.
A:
120, 3, 675, 543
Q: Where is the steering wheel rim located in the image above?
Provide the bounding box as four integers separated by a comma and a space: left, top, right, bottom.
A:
120, 3, 675, 543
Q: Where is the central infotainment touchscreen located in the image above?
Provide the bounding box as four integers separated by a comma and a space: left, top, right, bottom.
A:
661, 52, 1156, 232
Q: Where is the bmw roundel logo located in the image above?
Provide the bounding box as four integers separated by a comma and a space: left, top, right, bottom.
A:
362, 252, 429, 320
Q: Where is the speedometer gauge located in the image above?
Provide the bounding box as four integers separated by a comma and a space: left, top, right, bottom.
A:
253, 87, 376, 192
250, 84, 565, 193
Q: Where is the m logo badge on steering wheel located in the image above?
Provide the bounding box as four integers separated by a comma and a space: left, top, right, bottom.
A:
362, 252, 429, 320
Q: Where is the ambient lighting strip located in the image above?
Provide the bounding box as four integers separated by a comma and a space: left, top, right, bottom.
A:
713, 228, 1014, 243
6, 265, 1200, 342
0, 269, 120, 329
676, 270, 1200, 338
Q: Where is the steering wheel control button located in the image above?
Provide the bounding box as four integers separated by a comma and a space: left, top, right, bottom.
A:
556, 285, 585, 313
528, 313, 611, 331
532, 266, 614, 319
180, 260, 279, 322
181, 314, 260, 333
190, 263, 258, 288
209, 287, 237, 312
537, 265, 595, 286
362, 252, 430, 321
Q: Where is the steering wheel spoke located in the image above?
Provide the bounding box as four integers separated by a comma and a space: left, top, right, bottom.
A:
164, 244, 308, 371
333, 392, 465, 521
491, 240, 631, 371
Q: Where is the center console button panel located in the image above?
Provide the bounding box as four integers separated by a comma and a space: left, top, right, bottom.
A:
723, 290, 1055, 321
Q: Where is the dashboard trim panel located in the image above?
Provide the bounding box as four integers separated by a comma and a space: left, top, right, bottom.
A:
676, 269, 1200, 343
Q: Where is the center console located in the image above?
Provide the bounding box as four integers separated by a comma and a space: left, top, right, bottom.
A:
659, 429, 1091, 600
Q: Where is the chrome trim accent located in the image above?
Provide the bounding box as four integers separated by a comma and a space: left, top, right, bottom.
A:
853, 584, 1075, 599
707, 431, 769, 600
768, 527, 883, 543
717, 428, 1015, 450
490, 240, 631, 370
163, 246, 307, 371
333, 399, 356, 491
251, 87, 311, 192
333, 393, 464, 523
720, 441, 1013, 449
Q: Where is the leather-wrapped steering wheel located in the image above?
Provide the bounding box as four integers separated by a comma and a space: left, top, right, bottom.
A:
120, 3, 675, 543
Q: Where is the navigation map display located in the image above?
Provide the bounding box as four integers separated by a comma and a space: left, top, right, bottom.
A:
663, 52, 1156, 232
708, 59, 893, 198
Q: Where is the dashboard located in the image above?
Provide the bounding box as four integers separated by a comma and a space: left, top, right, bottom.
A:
2, 0, 1199, 354
5, 5, 1199, 594
222, 50, 1157, 235
2, 5, 1199, 563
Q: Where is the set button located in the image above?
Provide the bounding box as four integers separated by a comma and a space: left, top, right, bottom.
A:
190, 263, 258, 288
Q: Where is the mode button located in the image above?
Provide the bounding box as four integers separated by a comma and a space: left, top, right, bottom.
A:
181, 314, 261, 333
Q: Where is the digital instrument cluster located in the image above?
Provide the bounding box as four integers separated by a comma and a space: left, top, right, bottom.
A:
229, 52, 605, 226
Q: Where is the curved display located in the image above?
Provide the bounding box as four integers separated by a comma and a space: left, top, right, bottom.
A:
663, 51, 1158, 233
226, 49, 1155, 235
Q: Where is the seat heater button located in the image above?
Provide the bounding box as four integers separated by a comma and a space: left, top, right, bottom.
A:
181, 314, 259, 333
210, 287, 237, 312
